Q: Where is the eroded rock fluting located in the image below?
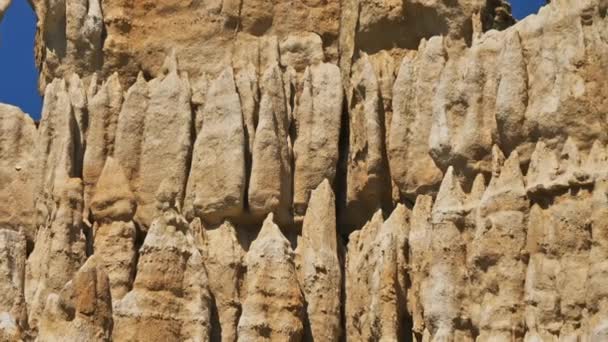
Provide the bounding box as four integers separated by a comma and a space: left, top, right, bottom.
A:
1, 0, 608, 340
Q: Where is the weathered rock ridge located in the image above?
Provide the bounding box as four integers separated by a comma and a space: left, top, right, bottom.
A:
1, 0, 608, 340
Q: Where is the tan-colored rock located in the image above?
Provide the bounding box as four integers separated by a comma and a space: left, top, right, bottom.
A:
186, 67, 246, 224
248, 64, 293, 224
526, 141, 561, 195
342, 54, 391, 231
389, 37, 446, 199
237, 214, 304, 341
33, 0, 103, 91
345, 205, 410, 341
423, 166, 471, 341
0, 229, 27, 341
37, 255, 113, 342
90, 157, 137, 300
34, 79, 84, 229
525, 193, 592, 340
293, 64, 343, 216
26, 172, 87, 331
83, 73, 123, 222
6, 0, 608, 339
234, 65, 258, 159
0, 104, 37, 241
200, 220, 245, 342
429, 34, 500, 173
114, 72, 149, 184
587, 178, 608, 339
495, 31, 528, 153
581, 140, 608, 183
112, 181, 212, 341
407, 195, 433, 337
469, 149, 529, 341
295, 180, 341, 341
137, 52, 192, 228
66, 73, 88, 145
279, 32, 325, 72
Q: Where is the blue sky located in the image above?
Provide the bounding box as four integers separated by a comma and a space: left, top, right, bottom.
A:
511, 0, 546, 20
0, 0, 41, 119
0, 0, 544, 120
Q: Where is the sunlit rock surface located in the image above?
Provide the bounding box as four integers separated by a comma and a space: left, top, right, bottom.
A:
0, 0, 606, 339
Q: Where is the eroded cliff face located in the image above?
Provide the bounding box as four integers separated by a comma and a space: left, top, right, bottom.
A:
1, 0, 608, 340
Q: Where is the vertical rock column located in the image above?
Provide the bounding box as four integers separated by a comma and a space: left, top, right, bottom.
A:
237, 214, 305, 341
200, 220, 245, 342
292, 63, 343, 217
343, 53, 390, 231
295, 180, 342, 341
345, 205, 410, 341
388, 37, 446, 200
89, 157, 137, 300
0, 104, 37, 241
422, 166, 471, 341
587, 178, 608, 339
34, 79, 84, 229
524, 141, 594, 340
26, 171, 87, 331
114, 73, 150, 200
112, 180, 212, 341
407, 195, 433, 338
186, 67, 246, 224
137, 52, 193, 227
37, 256, 113, 341
83, 73, 123, 222
469, 149, 529, 340
0, 229, 28, 341
249, 64, 294, 224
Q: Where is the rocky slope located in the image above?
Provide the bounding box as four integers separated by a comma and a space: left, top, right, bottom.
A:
1, 0, 608, 340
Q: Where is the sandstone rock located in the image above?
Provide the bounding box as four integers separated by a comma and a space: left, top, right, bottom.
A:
200, 220, 245, 342
234, 65, 258, 159
581, 140, 608, 183
423, 166, 471, 340
345, 205, 410, 341
90, 157, 137, 300
65, 0, 103, 76
186, 67, 246, 224
342, 54, 391, 231
5, 0, 608, 339
0, 104, 37, 241
37, 255, 112, 341
137, 52, 192, 228
469, 149, 529, 341
526, 141, 563, 195
112, 181, 212, 341
0, 229, 27, 341
34, 79, 84, 228
83, 73, 123, 222
66, 73, 88, 144
558, 137, 586, 186
248, 64, 293, 224
26, 172, 87, 331
407, 195, 433, 337
114, 72, 149, 184
295, 180, 342, 341
237, 214, 304, 341
34, 0, 103, 91
587, 178, 608, 339
293, 64, 343, 216
390, 37, 446, 199
495, 31, 528, 153
279, 32, 325, 72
